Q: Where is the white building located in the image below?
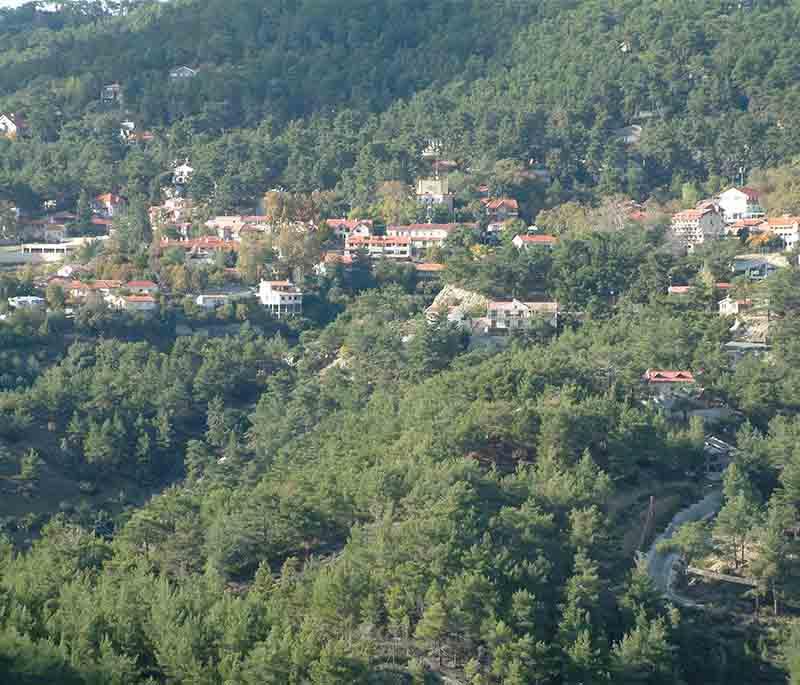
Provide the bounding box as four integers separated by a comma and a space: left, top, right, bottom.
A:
326, 219, 373, 240
415, 177, 454, 211
8, 296, 46, 310
485, 300, 559, 332
0, 113, 24, 139
258, 280, 303, 318
670, 206, 725, 250
717, 187, 764, 223
173, 161, 194, 186
169, 66, 197, 80
719, 297, 753, 317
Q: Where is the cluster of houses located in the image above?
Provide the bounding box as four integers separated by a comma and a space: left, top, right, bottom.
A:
669, 186, 800, 252
39, 277, 161, 313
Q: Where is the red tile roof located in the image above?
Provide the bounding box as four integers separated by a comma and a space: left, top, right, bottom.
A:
643, 369, 696, 384
415, 262, 445, 272
126, 280, 157, 289
482, 197, 519, 211
516, 234, 557, 245
347, 236, 410, 246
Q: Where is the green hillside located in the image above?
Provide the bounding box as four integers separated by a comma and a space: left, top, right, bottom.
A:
1, 0, 800, 211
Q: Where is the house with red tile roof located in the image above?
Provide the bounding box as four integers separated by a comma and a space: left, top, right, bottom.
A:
92, 193, 126, 219
125, 280, 159, 295
326, 219, 373, 240
761, 216, 800, 251
512, 234, 557, 249
481, 197, 519, 222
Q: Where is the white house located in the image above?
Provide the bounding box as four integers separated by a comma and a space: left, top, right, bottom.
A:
173, 161, 194, 186
8, 296, 45, 310
717, 187, 764, 223
258, 280, 303, 318
719, 296, 754, 317
670, 206, 725, 250
485, 300, 559, 331
169, 65, 197, 80
326, 219, 373, 240
0, 113, 25, 140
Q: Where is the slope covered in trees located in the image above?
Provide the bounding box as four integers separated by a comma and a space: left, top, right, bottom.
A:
2, 0, 800, 213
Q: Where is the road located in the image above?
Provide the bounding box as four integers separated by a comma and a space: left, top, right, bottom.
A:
643, 487, 723, 607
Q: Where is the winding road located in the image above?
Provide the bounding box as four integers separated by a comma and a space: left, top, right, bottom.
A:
643, 487, 723, 607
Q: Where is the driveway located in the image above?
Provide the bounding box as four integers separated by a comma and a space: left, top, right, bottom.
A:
643, 488, 723, 607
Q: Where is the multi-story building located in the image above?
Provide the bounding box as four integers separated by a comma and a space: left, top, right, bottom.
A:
670, 206, 725, 250
258, 280, 303, 318
344, 235, 411, 260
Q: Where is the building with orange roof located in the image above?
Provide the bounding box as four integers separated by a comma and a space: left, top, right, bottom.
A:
670, 206, 724, 250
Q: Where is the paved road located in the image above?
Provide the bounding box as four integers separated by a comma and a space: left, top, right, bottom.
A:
643, 488, 723, 607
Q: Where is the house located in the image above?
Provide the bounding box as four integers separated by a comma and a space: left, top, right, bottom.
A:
486, 300, 559, 332
717, 187, 764, 223
731, 254, 784, 280
326, 219, 373, 240
344, 235, 411, 260
668, 285, 693, 296
670, 206, 725, 250
106, 294, 158, 313
101, 83, 122, 103
194, 290, 251, 309
614, 124, 643, 145
150, 198, 195, 228
724, 341, 770, 365
643, 370, 696, 397
719, 297, 754, 317
727, 217, 767, 237
125, 280, 159, 295
482, 198, 519, 222
512, 234, 557, 250
169, 65, 197, 80
415, 177, 454, 211
206, 216, 247, 240
92, 193, 125, 219
0, 113, 25, 140
173, 161, 194, 186
258, 280, 303, 318
415, 262, 446, 281
315, 252, 354, 276
704, 436, 735, 481
762, 216, 800, 251
159, 237, 239, 258
8, 296, 45, 310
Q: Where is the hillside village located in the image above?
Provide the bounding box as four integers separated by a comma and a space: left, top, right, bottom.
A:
6, 2, 800, 684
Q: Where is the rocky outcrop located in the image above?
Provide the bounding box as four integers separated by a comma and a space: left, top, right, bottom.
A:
427, 284, 490, 318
